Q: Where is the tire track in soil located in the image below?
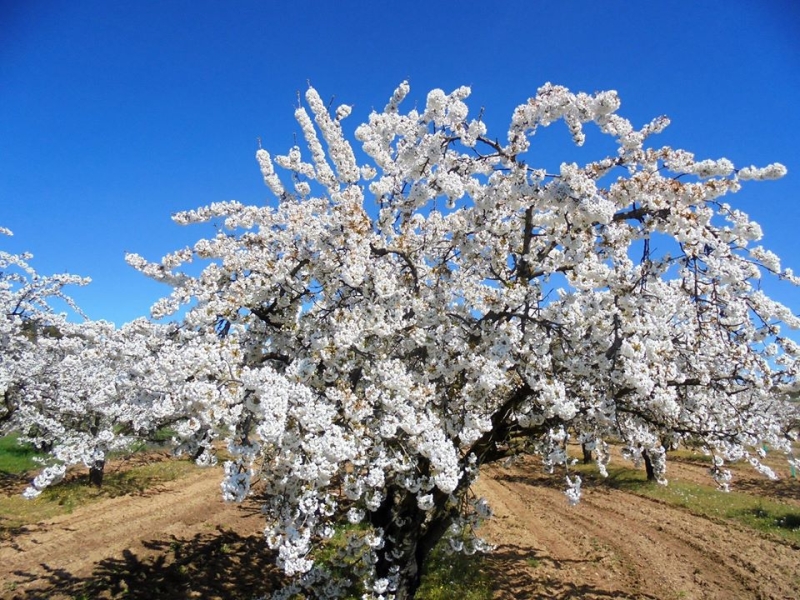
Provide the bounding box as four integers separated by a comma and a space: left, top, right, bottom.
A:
475, 458, 799, 600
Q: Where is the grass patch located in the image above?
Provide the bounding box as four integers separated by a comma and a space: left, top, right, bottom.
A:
638, 480, 800, 543
525, 556, 541, 569
306, 524, 491, 600
576, 463, 800, 544
0, 427, 190, 533
1, 427, 178, 474
0, 457, 199, 534
732, 504, 800, 536
665, 449, 715, 464
109, 426, 179, 457
417, 543, 493, 600
0, 434, 45, 474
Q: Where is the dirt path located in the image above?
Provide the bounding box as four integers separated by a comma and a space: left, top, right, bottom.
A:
475, 457, 800, 600
0, 468, 279, 599
1, 457, 798, 599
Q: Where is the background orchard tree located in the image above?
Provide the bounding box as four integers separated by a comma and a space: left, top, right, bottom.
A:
1, 227, 89, 433
14, 318, 167, 494
1, 231, 170, 493
128, 83, 799, 599
14, 315, 260, 495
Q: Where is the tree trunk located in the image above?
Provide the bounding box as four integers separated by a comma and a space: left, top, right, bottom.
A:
87, 416, 106, 488
390, 546, 422, 600
89, 458, 105, 487
582, 443, 593, 465
372, 488, 422, 599
371, 487, 452, 599
642, 449, 656, 481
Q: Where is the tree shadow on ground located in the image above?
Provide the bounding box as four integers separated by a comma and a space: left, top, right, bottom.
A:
490, 465, 609, 493
726, 475, 800, 503
482, 543, 660, 600
667, 455, 800, 503
0, 471, 29, 496
9, 527, 285, 599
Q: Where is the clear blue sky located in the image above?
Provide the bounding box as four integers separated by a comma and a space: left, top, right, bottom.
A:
2, 1, 798, 326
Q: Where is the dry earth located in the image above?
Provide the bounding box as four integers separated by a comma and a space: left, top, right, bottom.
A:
475, 457, 799, 600
1, 455, 798, 599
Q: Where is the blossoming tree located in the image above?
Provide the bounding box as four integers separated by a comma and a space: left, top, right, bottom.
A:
127, 83, 799, 599
1, 227, 89, 435
1, 231, 171, 493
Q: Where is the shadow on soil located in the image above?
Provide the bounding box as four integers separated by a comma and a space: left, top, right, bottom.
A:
8, 527, 285, 599
483, 543, 660, 600
0, 472, 28, 496
726, 475, 800, 504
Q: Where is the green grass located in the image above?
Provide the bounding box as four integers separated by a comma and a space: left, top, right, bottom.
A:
417, 543, 493, 600
525, 556, 541, 569
0, 457, 198, 533
306, 523, 492, 600
663, 449, 715, 464
575, 463, 800, 544
48, 459, 198, 504
1, 426, 179, 474
1, 430, 198, 533
0, 433, 45, 474
649, 481, 800, 543
109, 426, 179, 456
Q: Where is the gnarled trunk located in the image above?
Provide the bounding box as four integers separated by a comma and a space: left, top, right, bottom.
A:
89, 458, 105, 487
370, 487, 453, 599
581, 443, 593, 465
87, 418, 106, 487
642, 449, 656, 481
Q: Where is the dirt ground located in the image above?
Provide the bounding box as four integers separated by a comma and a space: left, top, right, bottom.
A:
1, 455, 798, 599
475, 457, 799, 600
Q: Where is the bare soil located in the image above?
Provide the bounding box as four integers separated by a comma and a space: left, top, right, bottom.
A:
1, 455, 798, 599
0, 466, 283, 599
475, 456, 799, 600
